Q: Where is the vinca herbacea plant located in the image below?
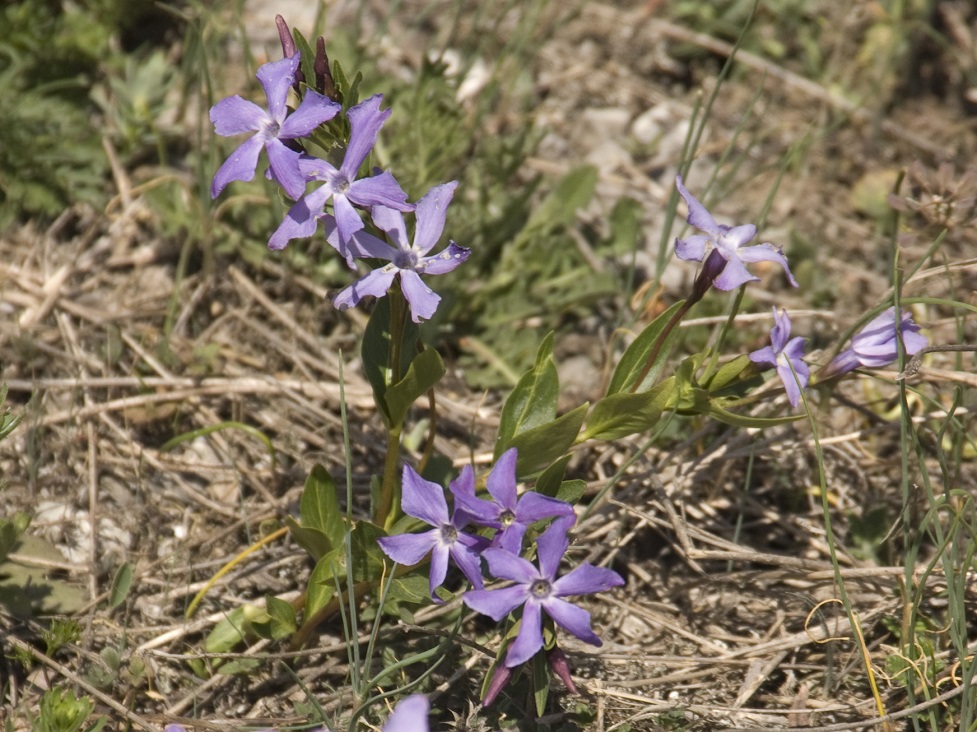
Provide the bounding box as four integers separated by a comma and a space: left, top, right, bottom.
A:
187, 13, 959, 730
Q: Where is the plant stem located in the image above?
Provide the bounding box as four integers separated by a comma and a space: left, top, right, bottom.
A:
376, 288, 408, 529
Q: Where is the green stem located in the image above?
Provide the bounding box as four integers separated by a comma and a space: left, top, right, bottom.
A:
376, 288, 408, 529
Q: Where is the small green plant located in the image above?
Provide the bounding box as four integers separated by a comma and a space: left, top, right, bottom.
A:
32, 687, 106, 732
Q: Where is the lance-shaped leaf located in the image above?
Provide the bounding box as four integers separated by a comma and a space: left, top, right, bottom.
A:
286, 464, 344, 561
506, 403, 589, 477
495, 333, 559, 457
582, 376, 676, 441
362, 298, 420, 425
608, 300, 686, 394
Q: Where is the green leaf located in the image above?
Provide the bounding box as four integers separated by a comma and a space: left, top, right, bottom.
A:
582, 377, 676, 441
306, 521, 387, 619
108, 562, 132, 609
384, 346, 445, 427
0, 511, 30, 563
285, 517, 331, 563
362, 298, 419, 426
495, 333, 559, 457
535, 455, 572, 498
519, 166, 599, 242
507, 403, 589, 477
702, 354, 756, 393
532, 650, 549, 717
384, 574, 431, 605
264, 595, 297, 639
607, 300, 686, 395
554, 479, 586, 506
205, 607, 247, 653
300, 464, 345, 550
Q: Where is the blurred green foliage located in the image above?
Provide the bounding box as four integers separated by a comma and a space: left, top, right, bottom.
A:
0, 0, 183, 227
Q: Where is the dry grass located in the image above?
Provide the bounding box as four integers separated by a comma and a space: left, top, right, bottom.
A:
3, 2, 977, 730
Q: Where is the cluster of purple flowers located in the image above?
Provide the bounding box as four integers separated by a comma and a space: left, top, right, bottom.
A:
209, 52, 468, 323
673, 177, 928, 406
377, 448, 624, 688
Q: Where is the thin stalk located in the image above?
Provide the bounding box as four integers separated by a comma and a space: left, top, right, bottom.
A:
376, 289, 408, 529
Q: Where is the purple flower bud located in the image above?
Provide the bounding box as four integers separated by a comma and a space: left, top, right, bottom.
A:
547, 646, 578, 695
481, 664, 513, 707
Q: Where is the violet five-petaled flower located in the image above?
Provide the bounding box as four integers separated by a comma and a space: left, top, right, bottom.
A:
269, 93, 413, 250
332, 181, 471, 322
452, 447, 575, 554
674, 175, 798, 291
210, 54, 341, 200
823, 306, 928, 378
749, 307, 810, 408
463, 520, 624, 668
377, 464, 486, 601
382, 694, 430, 732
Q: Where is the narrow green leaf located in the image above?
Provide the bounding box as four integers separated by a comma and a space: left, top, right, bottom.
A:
507, 403, 588, 477
300, 465, 345, 550
582, 377, 677, 441
384, 574, 431, 605
108, 562, 132, 609
306, 553, 342, 621
520, 166, 598, 241
496, 333, 559, 457
608, 300, 686, 395
532, 650, 549, 717
384, 347, 445, 427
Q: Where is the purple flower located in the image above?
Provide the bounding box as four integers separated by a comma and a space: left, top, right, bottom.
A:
210, 54, 341, 200
383, 694, 429, 732
269, 94, 412, 249
463, 521, 624, 668
377, 464, 487, 600
749, 308, 810, 408
823, 306, 928, 378
332, 182, 471, 323
674, 175, 798, 291
451, 448, 575, 554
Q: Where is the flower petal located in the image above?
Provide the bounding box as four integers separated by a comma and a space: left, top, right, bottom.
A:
280, 90, 341, 138
343, 94, 390, 177
536, 520, 570, 580
256, 54, 300, 123
400, 270, 441, 323
268, 188, 330, 249
371, 205, 411, 250
348, 171, 412, 212
428, 544, 450, 598
674, 234, 710, 262
464, 584, 529, 621
333, 193, 365, 244
449, 541, 486, 590
265, 139, 305, 199
541, 596, 601, 646
676, 175, 720, 236
552, 563, 624, 596
749, 345, 778, 370
736, 243, 798, 287
400, 464, 449, 526
486, 447, 518, 510
418, 242, 471, 275
712, 253, 759, 291
413, 181, 458, 254
333, 268, 398, 312
210, 95, 267, 136
505, 599, 544, 667
377, 531, 437, 566
481, 548, 539, 585
382, 695, 429, 732
211, 136, 264, 198
515, 492, 575, 524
